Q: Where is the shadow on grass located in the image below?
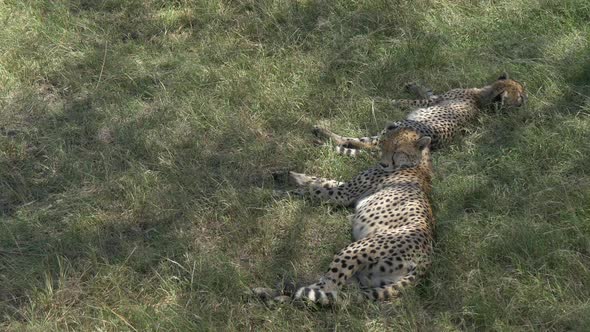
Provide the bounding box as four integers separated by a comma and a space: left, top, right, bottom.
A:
0, 1, 289, 320
1, 0, 590, 329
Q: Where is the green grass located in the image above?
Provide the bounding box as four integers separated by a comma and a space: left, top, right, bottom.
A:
1, 0, 589, 330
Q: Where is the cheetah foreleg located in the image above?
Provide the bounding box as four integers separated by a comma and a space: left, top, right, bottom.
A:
288, 171, 369, 206
404, 82, 437, 100
312, 126, 379, 156
288, 172, 344, 188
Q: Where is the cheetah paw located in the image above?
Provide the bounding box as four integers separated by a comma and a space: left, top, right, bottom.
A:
404, 81, 420, 91
250, 287, 292, 306
311, 125, 331, 138
288, 171, 314, 187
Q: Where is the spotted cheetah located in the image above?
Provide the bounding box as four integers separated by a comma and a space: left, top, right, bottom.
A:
314, 73, 527, 156
254, 126, 434, 305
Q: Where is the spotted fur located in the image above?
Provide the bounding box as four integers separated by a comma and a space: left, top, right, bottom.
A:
315, 74, 527, 155
257, 127, 435, 305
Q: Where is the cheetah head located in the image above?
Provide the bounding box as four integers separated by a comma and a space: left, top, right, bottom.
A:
484, 73, 527, 108
378, 125, 431, 172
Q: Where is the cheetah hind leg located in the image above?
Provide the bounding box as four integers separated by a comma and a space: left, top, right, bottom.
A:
294, 270, 419, 305
294, 237, 389, 305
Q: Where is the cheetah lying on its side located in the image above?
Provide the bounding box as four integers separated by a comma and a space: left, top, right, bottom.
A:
255, 126, 435, 305
315, 73, 527, 156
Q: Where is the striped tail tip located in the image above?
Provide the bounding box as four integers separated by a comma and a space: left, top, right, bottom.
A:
334, 146, 361, 157
294, 287, 336, 305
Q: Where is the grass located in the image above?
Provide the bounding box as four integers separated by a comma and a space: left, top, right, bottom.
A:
1, 0, 589, 330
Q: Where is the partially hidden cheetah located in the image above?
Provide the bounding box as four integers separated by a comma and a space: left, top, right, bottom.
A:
254, 126, 435, 305
314, 73, 527, 156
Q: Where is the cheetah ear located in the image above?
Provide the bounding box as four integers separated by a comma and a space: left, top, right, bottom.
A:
498, 72, 509, 80
416, 136, 431, 150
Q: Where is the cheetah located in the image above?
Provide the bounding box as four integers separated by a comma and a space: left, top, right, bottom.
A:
254, 126, 435, 305
314, 73, 527, 156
